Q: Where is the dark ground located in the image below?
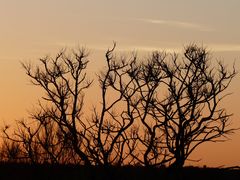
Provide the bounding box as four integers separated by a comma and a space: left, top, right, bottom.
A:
0, 163, 239, 180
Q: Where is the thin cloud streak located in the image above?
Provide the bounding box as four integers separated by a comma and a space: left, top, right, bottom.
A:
126, 46, 181, 53
127, 44, 240, 53
91, 45, 182, 54
136, 18, 214, 32
210, 44, 240, 52
54, 42, 240, 53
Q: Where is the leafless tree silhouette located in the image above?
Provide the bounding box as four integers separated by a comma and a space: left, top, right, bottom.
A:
148, 44, 237, 168
86, 43, 138, 166
4, 48, 93, 165
2, 43, 236, 168
94, 44, 236, 167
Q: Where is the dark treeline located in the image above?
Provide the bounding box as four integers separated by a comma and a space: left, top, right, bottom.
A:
0, 163, 240, 180
0, 43, 237, 169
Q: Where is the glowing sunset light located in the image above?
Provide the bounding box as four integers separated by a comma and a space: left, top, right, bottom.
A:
0, 0, 239, 168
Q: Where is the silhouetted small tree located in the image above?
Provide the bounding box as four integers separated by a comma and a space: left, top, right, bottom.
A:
89, 43, 174, 166
4, 48, 93, 165
87, 43, 138, 165
99, 44, 236, 167
147, 44, 237, 168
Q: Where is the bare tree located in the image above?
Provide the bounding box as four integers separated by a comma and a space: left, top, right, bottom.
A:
89, 44, 173, 167
123, 51, 173, 166
148, 44, 237, 168
3, 48, 93, 165
99, 44, 236, 167
88, 43, 140, 166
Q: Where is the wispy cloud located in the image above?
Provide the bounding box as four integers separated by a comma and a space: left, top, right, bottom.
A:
136, 18, 214, 32
130, 44, 240, 53
209, 44, 240, 52
124, 46, 181, 53
54, 41, 240, 54
91, 45, 182, 54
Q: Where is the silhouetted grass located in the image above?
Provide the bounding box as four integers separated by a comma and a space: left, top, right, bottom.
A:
0, 162, 239, 180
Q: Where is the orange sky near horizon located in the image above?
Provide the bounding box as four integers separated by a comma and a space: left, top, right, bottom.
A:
0, 0, 240, 167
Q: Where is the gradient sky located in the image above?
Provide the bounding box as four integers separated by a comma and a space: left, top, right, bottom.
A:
0, 0, 240, 167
